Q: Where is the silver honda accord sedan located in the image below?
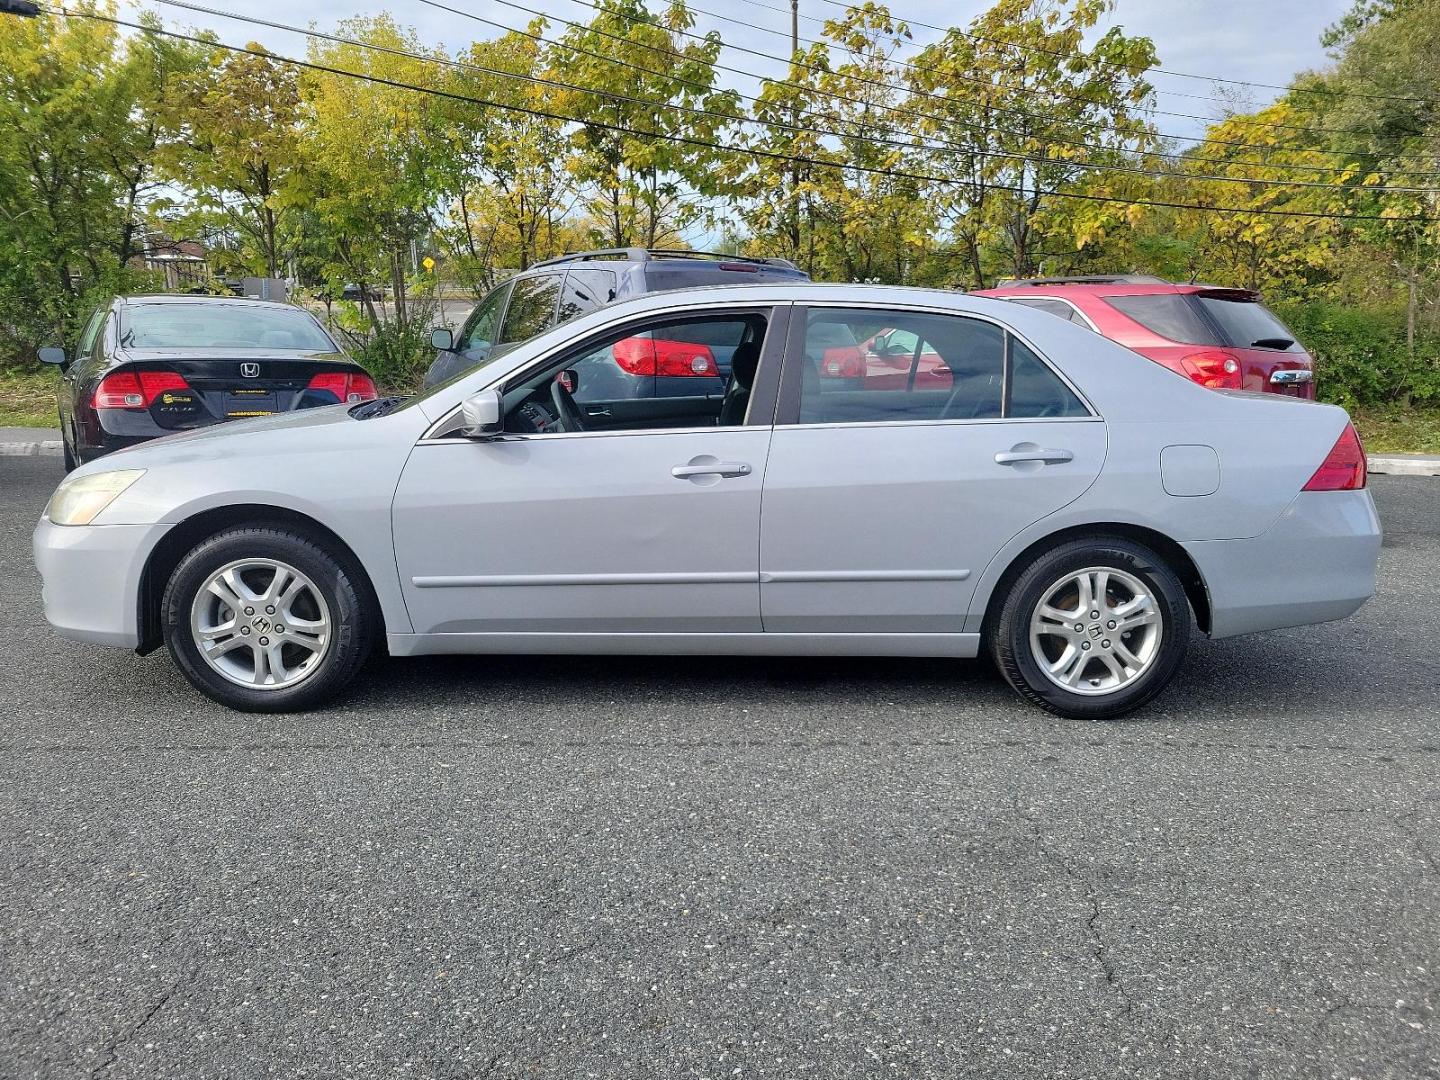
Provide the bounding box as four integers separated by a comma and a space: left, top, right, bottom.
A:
32, 284, 1381, 719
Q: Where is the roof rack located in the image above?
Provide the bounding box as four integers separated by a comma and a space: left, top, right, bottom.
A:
530, 247, 799, 270
996, 274, 1169, 287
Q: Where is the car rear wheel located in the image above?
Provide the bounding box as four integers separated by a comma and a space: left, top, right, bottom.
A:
990, 536, 1190, 720
162, 526, 374, 712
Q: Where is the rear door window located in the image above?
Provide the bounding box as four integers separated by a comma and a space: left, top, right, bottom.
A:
498, 273, 563, 344
556, 269, 618, 323
1105, 294, 1217, 345
1195, 295, 1303, 351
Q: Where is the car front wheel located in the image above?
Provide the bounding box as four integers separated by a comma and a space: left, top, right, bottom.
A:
990, 536, 1191, 720
162, 526, 375, 712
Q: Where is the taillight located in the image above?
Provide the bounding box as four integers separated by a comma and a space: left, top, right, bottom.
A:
1303, 422, 1367, 491
1179, 350, 1242, 390
306, 371, 377, 403
819, 345, 865, 378
610, 337, 718, 377
92, 370, 191, 409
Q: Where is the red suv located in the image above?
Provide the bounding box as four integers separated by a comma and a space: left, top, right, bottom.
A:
973, 276, 1315, 398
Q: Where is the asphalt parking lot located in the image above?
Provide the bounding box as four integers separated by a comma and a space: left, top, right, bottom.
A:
0, 455, 1436, 1080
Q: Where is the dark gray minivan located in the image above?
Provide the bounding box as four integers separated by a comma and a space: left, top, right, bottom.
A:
423, 248, 808, 389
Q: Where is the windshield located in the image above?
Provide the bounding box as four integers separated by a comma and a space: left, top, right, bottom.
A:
119, 304, 336, 351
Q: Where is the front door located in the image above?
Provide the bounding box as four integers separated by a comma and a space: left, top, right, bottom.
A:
392, 307, 783, 638
759, 305, 1106, 634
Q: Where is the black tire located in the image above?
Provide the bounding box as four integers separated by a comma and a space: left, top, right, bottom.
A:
60, 420, 76, 473
990, 535, 1191, 720
162, 526, 375, 712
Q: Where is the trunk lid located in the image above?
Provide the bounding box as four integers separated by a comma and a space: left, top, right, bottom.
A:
110, 349, 372, 429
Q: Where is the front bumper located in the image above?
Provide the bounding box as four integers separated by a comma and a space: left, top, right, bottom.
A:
32, 518, 173, 649
1183, 489, 1381, 639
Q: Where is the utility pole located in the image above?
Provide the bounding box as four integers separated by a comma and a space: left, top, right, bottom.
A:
788, 0, 802, 263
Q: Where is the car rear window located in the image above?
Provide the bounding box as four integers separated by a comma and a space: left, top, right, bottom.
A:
1195, 295, 1303, 351
118, 304, 335, 351
1104, 294, 1218, 345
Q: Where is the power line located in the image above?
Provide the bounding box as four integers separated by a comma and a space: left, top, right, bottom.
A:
151, 0, 1440, 197
808, 0, 1440, 107
55, 9, 1431, 223
479, 0, 1440, 175
419, 0, 1416, 184
563, 0, 1440, 146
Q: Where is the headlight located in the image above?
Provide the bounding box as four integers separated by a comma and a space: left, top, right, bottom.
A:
45, 470, 146, 526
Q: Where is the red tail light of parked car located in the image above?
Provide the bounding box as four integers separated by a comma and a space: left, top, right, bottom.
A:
307, 371, 378, 403
92, 370, 192, 410
1303, 423, 1368, 491
1179, 350, 1243, 390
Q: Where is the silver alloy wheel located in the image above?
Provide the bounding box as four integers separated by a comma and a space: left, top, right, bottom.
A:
189, 558, 332, 690
1028, 566, 1163, 697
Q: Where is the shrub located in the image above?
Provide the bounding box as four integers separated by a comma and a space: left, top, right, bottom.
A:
1274, 300, 1440, 409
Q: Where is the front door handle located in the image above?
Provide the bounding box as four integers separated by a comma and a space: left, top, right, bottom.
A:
672, 461, 752, 479
995, 447, 1074, 466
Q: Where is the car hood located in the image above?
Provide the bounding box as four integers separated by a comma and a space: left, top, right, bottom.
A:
71, 402, 367, 477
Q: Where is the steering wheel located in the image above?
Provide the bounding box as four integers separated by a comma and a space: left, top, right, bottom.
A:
549, 377, 587, 433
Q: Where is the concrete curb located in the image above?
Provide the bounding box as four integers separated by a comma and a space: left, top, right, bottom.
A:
1368, 455, 1440, 477
0, 440, 62, 458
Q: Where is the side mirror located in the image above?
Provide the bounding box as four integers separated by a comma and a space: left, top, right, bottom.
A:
38, 346, 67, 366
459, 388, 504, 438
431, 327, 455, 352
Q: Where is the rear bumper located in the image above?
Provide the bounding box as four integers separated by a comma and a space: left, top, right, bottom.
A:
32, 518, 172, 648
1183, 489, 1381, 639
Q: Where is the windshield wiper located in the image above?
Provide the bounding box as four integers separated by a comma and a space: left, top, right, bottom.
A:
351, 395, 408, 419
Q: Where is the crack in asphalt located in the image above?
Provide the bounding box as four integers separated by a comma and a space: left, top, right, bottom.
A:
90, 978, 185, 1077
1010, 795, 1135, 1018
1393, 805, 1440, 881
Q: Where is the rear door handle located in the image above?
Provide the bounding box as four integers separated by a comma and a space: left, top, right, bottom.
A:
995, 447, 1074, 466
672, 461, 752, 479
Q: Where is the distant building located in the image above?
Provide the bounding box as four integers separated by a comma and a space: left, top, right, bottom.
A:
137, 235, 210, 291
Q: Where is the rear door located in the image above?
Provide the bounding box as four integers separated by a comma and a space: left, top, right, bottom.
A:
758, 304, 1106, 635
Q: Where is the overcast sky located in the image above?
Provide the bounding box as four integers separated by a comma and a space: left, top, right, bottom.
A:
122, 0, 1351, 138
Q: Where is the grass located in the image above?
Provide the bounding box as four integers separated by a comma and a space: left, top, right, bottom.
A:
0, 366, 58, 428
1350, 405, 1440, 455
3, 361, 1438, 453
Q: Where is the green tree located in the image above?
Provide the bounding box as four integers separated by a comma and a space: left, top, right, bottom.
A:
906, 0, 1158, 286
159, 44, 303, 278
435, 24, 580, 291
0, 4, 205, 357
555, 0, 741, 248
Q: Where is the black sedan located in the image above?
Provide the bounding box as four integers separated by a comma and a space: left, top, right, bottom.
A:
40, 295, 377, 470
